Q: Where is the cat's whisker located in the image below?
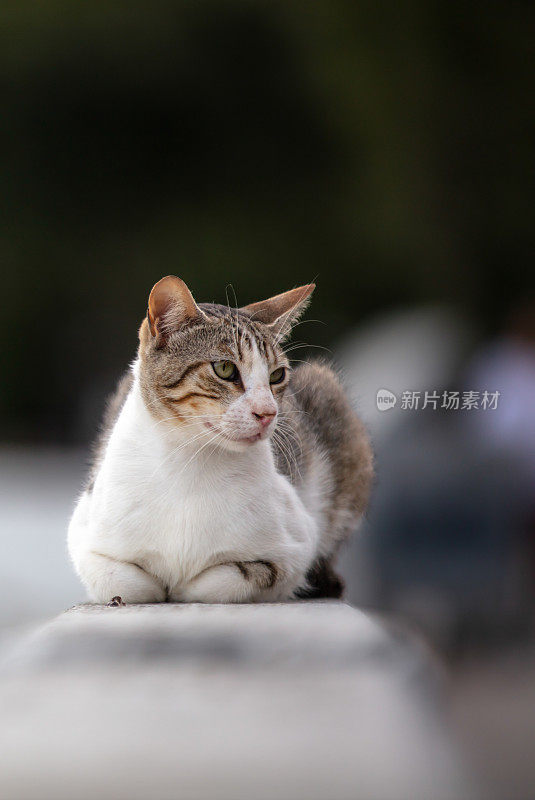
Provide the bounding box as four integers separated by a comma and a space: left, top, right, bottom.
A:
279, 406, 311, 417
172, 428, 225, 481
280, 379, 315, 400
271, 431, 293, 479
283, 342, 332, 355
275, 418, 302, 449
285, 318, 326, 330
272, 428, 301, 483
272, 427, 292, 463
145, 427, 216, 482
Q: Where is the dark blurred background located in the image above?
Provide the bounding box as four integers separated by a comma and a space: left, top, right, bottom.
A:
2, 0, 534, 443
1, 4, 534, 796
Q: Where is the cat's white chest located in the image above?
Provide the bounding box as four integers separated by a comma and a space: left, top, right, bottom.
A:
89, 429, 284, 587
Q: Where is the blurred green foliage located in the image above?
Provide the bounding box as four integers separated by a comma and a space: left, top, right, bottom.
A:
1, 0, 534, 441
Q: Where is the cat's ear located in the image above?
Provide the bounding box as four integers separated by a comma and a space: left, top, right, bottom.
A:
147, 276, 201, 343
240, 284, 315, 339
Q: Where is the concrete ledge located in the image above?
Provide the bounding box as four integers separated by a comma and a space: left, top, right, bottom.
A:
4, 600, 425, 671
0, 602, 472, 800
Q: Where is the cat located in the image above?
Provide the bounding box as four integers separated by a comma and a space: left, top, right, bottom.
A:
68, 276, 373, 604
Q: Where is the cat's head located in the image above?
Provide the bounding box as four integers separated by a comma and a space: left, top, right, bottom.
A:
138, 276, 314, 452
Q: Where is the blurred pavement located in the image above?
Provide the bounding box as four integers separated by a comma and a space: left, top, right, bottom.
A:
0, 448, 85, 632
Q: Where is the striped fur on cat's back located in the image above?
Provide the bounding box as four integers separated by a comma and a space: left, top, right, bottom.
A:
68, 276, 373, 604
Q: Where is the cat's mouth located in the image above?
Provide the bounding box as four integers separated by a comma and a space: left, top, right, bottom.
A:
204, 421, 266, 445
239, 432, 264, 444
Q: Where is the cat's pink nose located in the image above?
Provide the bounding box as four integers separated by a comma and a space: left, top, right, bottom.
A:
252, 410, 276, 427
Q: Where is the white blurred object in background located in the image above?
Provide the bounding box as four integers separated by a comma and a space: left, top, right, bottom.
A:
336, 305, 474, 444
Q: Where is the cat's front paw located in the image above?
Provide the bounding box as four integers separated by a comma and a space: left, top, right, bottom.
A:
171, 559, 281, 603
235, 560, 278, 589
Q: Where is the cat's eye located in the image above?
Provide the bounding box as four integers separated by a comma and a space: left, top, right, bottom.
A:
269, 367, 286, 385
212, 360, 238, 381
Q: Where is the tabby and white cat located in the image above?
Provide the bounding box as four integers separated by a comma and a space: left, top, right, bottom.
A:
68, 276, 372, 604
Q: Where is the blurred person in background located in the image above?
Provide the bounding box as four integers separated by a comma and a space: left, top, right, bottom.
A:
339, 298, 535, 647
